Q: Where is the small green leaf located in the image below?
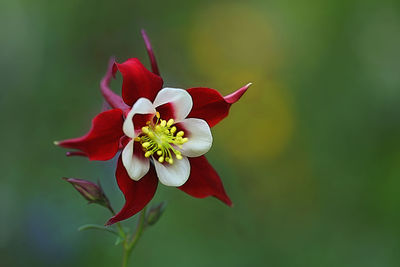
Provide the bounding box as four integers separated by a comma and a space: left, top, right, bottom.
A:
78, 224, 119, 236
114, 236, 123, 246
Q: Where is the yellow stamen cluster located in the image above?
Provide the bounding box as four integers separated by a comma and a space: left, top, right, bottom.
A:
134, 112, 188, 164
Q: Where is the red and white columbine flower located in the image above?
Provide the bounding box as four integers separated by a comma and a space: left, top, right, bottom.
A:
56, 30, 251, 225
122, 87, 213, 186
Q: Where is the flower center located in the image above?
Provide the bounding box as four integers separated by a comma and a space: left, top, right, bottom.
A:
134, 112, 188, 164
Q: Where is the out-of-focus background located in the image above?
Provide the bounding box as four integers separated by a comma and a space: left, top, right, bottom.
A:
1, 0, 400, 266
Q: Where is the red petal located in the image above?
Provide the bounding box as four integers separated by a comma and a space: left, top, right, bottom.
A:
56, 109, 124, 161
187, 83, 250, 127
113, 58, 163, 106
106, 156, 158, 225
178, 156, 232, 206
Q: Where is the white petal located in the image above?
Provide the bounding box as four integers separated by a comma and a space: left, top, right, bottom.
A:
153, 88, 193, 122
153, 156, 190, 186
178, 118, 213, 157
122, 140, 150, 181
123, 98, 156, 138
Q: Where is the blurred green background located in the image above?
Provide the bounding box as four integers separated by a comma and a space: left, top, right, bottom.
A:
1, 0, 400, 266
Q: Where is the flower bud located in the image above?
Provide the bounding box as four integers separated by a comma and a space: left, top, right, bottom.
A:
63, 177, 111, 208
145, 201, 167, 226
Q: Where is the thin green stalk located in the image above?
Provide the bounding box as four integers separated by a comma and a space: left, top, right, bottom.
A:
106, 197, 147, 267
121, 206, 147, 267
107, 203, 126, 239
121, 248, 130, 267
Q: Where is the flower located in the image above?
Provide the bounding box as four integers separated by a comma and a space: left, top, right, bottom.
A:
55, 30, 251, 225
121, 87, 213, 187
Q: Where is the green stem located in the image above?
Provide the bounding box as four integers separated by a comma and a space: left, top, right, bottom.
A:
107, 203, 126, 239
106, 197, 147, 267
121, 206, 147, 267
121, 248, 130, 267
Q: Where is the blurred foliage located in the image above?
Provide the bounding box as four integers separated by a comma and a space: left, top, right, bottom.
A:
1, 0, 400, 266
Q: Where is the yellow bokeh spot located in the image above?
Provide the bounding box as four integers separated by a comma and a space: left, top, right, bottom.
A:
188, 3, 294, 161
188, 2, 283, 89
217, 80, 294, 161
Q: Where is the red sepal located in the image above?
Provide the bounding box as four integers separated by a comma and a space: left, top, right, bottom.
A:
112, 58, 163, 106
106, 157, 158, 225
179, 156, 232, 206
224, 83, 251, 104
187, 83, 250, 127
56, 109, 124, 161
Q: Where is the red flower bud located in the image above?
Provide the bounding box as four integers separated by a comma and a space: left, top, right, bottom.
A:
63, 178, 111, 208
